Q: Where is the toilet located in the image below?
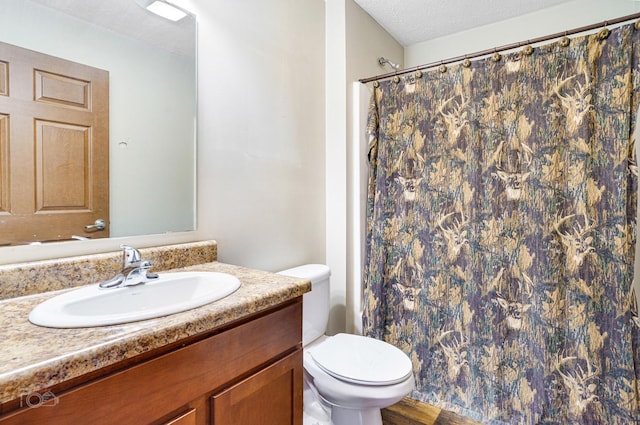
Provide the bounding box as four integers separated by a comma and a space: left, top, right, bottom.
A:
278, 264, 414, 425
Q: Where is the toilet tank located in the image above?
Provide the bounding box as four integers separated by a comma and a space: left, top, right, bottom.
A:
277, 264, 331, 346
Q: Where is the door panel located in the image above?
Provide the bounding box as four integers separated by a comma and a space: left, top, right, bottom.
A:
0, 41, 109, 244
34, 69, 91, 109
35, 120, 90, 211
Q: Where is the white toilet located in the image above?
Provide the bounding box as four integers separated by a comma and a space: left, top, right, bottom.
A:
278, 264, 414, 425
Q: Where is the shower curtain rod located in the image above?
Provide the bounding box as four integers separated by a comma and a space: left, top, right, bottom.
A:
359, 11, 640, 84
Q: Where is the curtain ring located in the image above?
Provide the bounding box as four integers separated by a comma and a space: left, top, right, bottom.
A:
439, 62, 447, 73
392, 75, 400, 84
597, 27, 611, 40
414, 70, 423, 78
560, 36, 570, 47
373, 81, 380, 88
492, 50, 501, 62
462, 58, 471, 68
635, 19, 640, 31
523, 45, 534, 56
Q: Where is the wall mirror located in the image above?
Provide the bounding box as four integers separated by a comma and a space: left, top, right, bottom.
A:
0, 0, 196, 246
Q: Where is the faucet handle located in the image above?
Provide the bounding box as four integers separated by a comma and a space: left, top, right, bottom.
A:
120, 244, 142, 267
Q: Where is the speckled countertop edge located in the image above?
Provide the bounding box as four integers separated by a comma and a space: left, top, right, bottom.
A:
0, 261, 310, 406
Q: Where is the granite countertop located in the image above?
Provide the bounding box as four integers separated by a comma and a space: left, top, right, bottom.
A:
0, 261, 310, 407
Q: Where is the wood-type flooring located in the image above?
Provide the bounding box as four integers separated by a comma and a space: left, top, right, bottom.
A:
382, 398, 482, 425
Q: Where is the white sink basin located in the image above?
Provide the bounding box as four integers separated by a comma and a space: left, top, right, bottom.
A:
29, 272, 241, 328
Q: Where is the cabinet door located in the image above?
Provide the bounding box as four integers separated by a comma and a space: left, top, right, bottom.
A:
211, 349, 302, 425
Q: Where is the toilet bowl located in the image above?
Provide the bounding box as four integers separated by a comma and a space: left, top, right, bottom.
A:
304, 334, 414, 425
278, 265, 414, 425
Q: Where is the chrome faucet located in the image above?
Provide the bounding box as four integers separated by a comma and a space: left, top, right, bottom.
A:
99, 245, 154, 289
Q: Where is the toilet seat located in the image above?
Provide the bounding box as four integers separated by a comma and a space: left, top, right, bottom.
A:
308, 333, 413, 386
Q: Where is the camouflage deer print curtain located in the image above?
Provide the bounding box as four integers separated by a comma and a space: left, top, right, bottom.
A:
363, 22, 640, 424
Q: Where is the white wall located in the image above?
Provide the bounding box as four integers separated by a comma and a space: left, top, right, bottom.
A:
345, 0, 403, 334
325, 0, 348, 335
174, 0, 326, 272
405, 0, 640, 67
325, 0, 402, 334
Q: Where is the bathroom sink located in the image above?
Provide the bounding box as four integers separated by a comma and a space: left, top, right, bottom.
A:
29, 272, 241, 328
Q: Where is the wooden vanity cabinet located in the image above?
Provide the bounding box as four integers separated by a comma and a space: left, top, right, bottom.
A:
0, 299, 303, 425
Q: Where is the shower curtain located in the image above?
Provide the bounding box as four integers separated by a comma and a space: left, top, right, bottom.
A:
363, 22, 640, 424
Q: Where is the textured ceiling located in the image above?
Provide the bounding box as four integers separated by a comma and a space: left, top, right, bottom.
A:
353, 0, 574, 46
28, 0, 195, 56
29, 0, 576, 54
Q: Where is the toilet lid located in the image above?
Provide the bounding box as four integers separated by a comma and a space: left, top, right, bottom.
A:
308, 333, 413, 386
